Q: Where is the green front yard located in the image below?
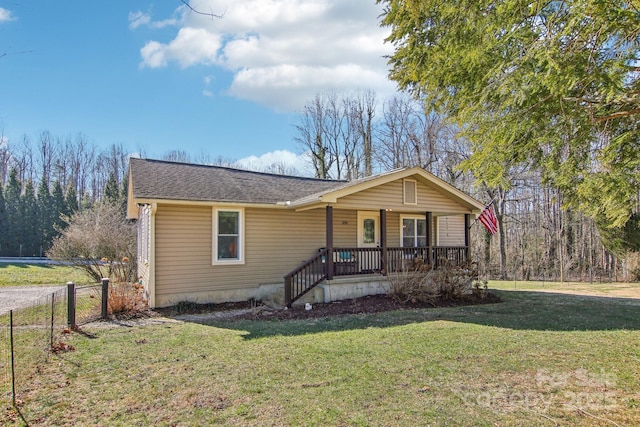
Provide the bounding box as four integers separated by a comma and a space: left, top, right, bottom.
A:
0, 262, 89, 287
3, 280, 639, 426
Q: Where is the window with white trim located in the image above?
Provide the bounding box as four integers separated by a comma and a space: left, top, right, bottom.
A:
213, 208, 244, 264
401, 216, 427, 247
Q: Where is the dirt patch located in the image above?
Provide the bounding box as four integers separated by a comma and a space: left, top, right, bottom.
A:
156, 292, 502, 322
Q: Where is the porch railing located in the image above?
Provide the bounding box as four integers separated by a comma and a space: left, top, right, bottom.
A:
284, 246, 468, 307
284, 248, 328, 307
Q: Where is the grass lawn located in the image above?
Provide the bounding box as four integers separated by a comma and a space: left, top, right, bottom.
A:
0, 263, 89, 287
490, 279, 640, 299
2, 281, 638, 426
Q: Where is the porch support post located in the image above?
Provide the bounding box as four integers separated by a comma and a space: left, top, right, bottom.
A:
464, 213, 471, 263
380, 209, 387, 276
426, 212, 433, 267
326, 205, 334, 280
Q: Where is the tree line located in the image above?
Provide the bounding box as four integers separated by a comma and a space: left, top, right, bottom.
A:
0, 132, 129, 257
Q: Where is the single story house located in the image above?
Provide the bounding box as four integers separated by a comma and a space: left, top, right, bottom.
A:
127, 158, 485, 308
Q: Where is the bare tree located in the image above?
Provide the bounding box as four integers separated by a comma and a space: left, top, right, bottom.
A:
295, 94, 333, 179
376, 95, 416, 169
0, 127, 12, 186
36, 130, 59, 185
344, 90, 376, 178
163, 149, 191, 163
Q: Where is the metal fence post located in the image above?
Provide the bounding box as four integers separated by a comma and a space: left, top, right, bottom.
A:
50, 293, 55, 349
67, 282, 76, 329
9, 310, 16, 408
101, 278, 110, 319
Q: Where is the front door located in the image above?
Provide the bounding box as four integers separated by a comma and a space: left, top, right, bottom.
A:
357, 211, 380, 271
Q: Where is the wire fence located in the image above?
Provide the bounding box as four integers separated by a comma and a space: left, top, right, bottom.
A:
0, 280, 108, 411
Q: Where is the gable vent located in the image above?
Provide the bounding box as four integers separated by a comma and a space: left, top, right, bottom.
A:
403, 179, 417, 205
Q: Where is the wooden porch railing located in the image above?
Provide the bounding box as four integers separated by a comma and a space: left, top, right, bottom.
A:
284, 248, 328, 307
284, 246, 469, 307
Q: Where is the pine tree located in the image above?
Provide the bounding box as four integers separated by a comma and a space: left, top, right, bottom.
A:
380, 0, 640, 235
104, 172, 120, 205
37, 176, 53, 253
4, 169, 22, 256
21, 180, 38, 256
51, 181, 67, 236
64, 184, 79, 217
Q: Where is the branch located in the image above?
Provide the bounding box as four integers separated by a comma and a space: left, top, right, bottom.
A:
0, 50, 34, 59
180, 0, 224, 19
563, 96, 640, 105
596, 108, 640, 122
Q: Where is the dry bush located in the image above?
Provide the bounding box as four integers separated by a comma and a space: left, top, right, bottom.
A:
108, 282, 147, 315
47, 202, 137, 283
387, 269, 439, 304
388, 260, 478, 304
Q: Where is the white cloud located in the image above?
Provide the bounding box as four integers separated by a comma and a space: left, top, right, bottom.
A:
236, 149, 312, 176
202, 75, 215, 97
128, 11, 151, 29
228, 64, 393, 111
140, 27, 221, 69
0, 7, 15, 22
136, 0, 395, 111
128, 8, 184, 30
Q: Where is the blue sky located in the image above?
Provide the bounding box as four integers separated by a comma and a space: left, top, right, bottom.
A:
0, 0, 396, 173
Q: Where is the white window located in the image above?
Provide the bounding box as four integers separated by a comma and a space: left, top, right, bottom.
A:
213, 208, 244, 265
401, 216, 427, 247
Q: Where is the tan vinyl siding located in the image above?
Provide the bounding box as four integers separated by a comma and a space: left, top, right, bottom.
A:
335, 179, 468, 213
437, 215, 465, 246
154, 204, 327, 297
333, 209, 357, 247
386, 211, 401, 247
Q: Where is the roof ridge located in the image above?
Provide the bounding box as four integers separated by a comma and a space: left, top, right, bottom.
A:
131, 157, 346, 183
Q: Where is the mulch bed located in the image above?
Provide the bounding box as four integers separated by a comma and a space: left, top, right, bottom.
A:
156, 292, 501, 321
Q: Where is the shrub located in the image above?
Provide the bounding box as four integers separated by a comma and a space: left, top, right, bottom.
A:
387, 260, 478, 304
47, 202, 137, 283
108, 282, 147, 315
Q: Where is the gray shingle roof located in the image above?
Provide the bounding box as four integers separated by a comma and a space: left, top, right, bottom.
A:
129, 158, 346, 204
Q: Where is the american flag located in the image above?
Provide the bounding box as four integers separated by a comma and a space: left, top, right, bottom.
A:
478, 202, 498, 235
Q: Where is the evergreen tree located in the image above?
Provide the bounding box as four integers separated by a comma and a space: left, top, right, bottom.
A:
51, 181, 67, 237
380, 0, 640, 234
20, 180, 38, 256
104, 172, 120, 205
37, 176, 53, 253
4, 169, 22, 256
64, 184, 79, 217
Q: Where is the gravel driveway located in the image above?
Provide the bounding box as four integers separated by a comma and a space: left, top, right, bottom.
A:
0, 286, 65, 315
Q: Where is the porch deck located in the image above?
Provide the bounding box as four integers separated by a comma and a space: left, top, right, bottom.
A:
284, 246, 468, 307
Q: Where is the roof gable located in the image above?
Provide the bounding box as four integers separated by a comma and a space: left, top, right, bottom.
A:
289, 167, 485, 213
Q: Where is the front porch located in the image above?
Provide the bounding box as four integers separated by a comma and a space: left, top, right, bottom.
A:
284, 206, 472, 307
